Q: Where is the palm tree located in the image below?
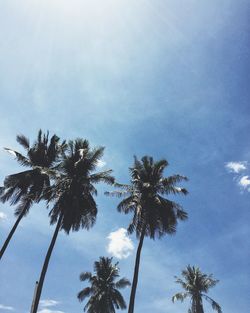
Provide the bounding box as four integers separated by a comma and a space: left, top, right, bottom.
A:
172, 265, 222, 313
0, 130, 64, 260
31, 139, 114, 313
106, 156, 188, 313
78, 256, 131, 313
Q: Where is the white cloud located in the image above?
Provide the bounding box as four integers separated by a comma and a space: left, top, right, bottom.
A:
97, 159, 106, 168
0, 304, 14, 311
0, 212, 7, 220
107, 228, 134, 259
238, 176, 250, 191
38, 299, 63, 313
225, 161, 247, 173
38, 310, 64, 313
40, 300, 60, 308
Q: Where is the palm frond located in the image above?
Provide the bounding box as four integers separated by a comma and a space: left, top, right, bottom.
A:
112, 289, 127, 309
162, 174, 188, 185
78, 287, 93, 302
14, 196, 33, 216
202, 295, 222, 313
172, 292, 189, 303
115, 277, 131, 289
16, 134, 30, 150
117, 196, 136, 213
4, 148, 31, 167
90, 170, 114, 185
80, 272, 93, 282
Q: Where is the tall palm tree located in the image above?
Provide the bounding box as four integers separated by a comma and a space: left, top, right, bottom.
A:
78, 256, 131, 313
0, 130, 64, 260
31, 139, 114, 313
106, 156, 188, 313
172, 265, 222, 313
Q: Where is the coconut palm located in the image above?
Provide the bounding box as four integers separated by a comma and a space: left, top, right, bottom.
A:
78, 256, 131, 313
0, 130, 64, 260
31, 139, 114, 313
172, 265, 222, 313
106, 156, 188, 313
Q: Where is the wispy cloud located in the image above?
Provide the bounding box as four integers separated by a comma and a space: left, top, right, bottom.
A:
38, 299, 64, 313
0, 304, 14, 311
225, 161, 250, 192
225, 161, 247, 173
38, 299, 65, 313
107, 228, 134, 259
238, 175, 250, 191
37, 310, 64, 313
0, 212, 7, 220
40, 300, 60, 308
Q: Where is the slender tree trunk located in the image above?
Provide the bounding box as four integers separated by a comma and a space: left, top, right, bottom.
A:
0, 209, 26, 260
128, 226, 146, 313
192, 296, 204, 313
31, 214, 63, 313
30, 281, 38, 313
197, 297, 204, 313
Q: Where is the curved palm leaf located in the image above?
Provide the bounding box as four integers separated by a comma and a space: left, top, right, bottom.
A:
202, 295, 222, 313
172, 292, 189, 303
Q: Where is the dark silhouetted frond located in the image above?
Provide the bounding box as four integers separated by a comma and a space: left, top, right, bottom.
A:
80, 272, 92, 282
203, 295, 222, 313
172, 292, 189, 303
4, 148, 31, 167
16, 134, 30, 150
78, 287, 93, 302
115, 278, 131, 289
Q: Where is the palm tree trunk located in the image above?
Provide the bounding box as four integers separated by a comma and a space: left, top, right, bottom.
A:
128, 226, 146, 313
0, 209, 26, 260
31, 214, 63, 313
197, 297, 204, 313
192, 296, 204, 313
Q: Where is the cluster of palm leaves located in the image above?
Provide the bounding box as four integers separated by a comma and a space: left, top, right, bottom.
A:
78, 257, 131, 313
172, 265, 222, 313
0, 130, 222, 313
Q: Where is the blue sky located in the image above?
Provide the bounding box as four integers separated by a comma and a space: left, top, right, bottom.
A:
0, 0, 249, 312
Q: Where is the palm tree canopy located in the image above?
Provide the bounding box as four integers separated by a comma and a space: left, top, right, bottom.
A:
0, 130, 65, 216
47, 139, 114, 233
106, 156, 188, 239
172, 265, 222, 313
78, 257, 131, 313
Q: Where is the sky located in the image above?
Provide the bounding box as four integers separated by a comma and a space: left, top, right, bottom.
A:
0, 0, 249, 312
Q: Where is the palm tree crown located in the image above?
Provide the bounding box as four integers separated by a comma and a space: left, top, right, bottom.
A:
172, 265, 222, 313
0, 130, 64, 216
78, 257, 131, 313
46, 139, 114, 233
107, 155, 188, 239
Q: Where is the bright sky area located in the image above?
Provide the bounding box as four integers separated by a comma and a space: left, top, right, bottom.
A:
0, 1, 249, 313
